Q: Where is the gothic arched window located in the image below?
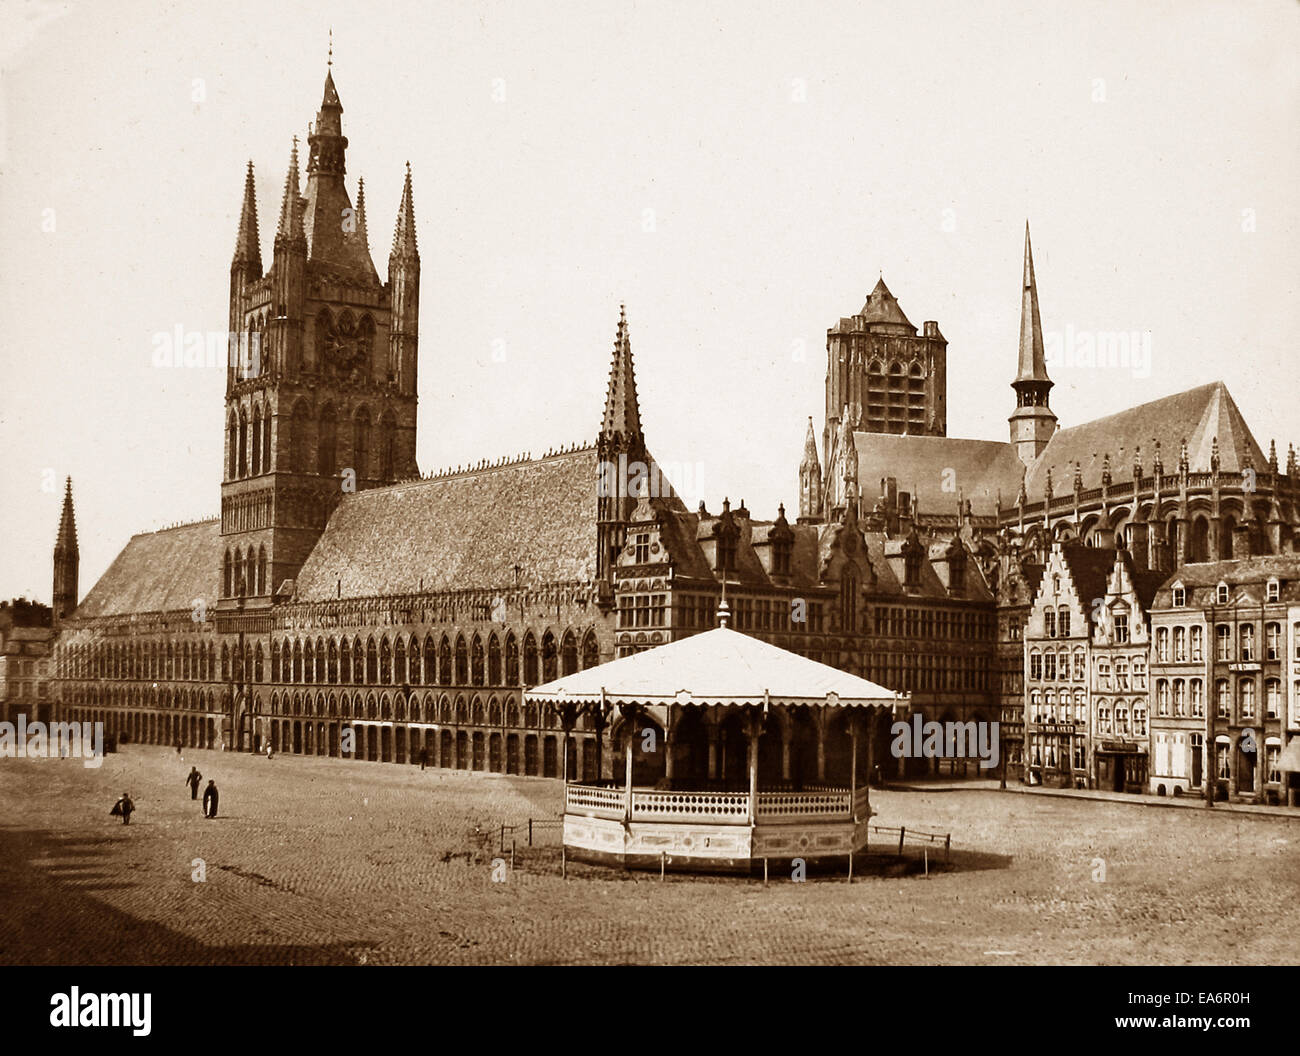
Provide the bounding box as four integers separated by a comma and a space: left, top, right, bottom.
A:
541, 631, 558, 684
439, 637, 452, 686
523, 633, 538, 685
292, 400, 312, 473
506, 633, 519, 685
238, 407, 248, 478
378, 414, 396, 481
471, 635, 484, 686
455, 635, 469, 685
257, 546, 267, 596
251, 404, 262, 475
353, 407, 372, 480
582, 631, 599, 670
318, 404, 338, 477
562, 631, 578, 676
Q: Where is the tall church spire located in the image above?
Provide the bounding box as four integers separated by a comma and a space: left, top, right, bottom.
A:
53, 476, 79, 624
1009, 221, 1057, 467
1016, 222, 1050, 384
232, 160, 262, 272
600, 304, 642, 441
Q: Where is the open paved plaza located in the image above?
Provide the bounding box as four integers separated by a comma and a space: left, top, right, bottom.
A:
1, 745, 1297, 965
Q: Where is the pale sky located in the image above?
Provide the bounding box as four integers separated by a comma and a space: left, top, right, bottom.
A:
1, 0, 1297, 605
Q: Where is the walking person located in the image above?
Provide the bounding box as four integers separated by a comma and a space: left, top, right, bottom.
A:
420, 745, 428, 771
110, 792, 135, 826
185, 766, 202, 800
202, 780, 219, 819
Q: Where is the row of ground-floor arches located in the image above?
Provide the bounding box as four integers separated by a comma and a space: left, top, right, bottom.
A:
63, 707, 597, 779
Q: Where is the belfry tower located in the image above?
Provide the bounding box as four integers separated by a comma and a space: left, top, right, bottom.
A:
220, 61, 421, 611
1008, 222, 1058, 466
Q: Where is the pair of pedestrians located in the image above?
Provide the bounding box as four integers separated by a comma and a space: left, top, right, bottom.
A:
185, 767, 220, 817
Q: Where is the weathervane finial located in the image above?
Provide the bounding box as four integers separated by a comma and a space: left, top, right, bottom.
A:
328, 28, 333, 67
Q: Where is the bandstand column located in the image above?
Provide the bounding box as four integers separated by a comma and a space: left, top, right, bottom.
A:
621, 704, 637, 821
780, 710, 792, 781
849, 715, 858, 817
746, 709, 761, 826
815, 708, 827, 783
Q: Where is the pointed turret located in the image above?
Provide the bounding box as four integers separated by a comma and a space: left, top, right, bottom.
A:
387, 162, 420, 398
232, 161, 262, 273
276, 139, 304, 243
798, 416, 823, 522
53, 477, 79, 624
391, 162, 419, 262
353, 176, 370, 255
1009, 221, 1058, 467
600, 305, 643, 442
596, 304, 649, 598
300, 65, 377, 281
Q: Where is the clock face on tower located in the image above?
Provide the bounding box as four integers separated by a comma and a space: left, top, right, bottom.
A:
316, 312, 372, 378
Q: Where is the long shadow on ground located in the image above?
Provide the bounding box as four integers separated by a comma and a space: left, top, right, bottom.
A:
0, 826, 374, 966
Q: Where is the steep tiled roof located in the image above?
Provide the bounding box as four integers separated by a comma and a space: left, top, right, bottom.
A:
855, 433, 1024, 518
295, 449, 600, 601
1026, 382, 1266, 500
76, 520, 221, 619
1160, 555, 1300, 589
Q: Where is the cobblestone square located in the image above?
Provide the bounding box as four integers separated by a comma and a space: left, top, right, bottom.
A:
0, 746, 1297, 965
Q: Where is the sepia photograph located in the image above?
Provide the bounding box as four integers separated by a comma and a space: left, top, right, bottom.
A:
0, 0, 1296, 1033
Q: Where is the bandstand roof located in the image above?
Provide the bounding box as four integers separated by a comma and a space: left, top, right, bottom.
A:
524, 626, 907, 711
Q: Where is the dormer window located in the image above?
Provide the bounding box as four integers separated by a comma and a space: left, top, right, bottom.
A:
633, 533, 651, 564
902, 543, 922, 590
1216, 582, 1229, 605
1172, 585, 1185, 607
1267, 578, 1280, 603
717, 532, 737, 573
773, 538, 792, 576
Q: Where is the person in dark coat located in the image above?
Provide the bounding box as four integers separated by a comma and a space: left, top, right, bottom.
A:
185, 767, 202, 800
420, 746, 428, 771
110, 792, 135, 825
202, 780, 219, 819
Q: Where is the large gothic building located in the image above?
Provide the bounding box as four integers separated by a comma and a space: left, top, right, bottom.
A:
47, 68, 1298, 785
49, 66, 999, 783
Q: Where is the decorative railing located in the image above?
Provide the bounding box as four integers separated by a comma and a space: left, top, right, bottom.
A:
565, 784, 624, 817
632, 790, 750, 823
563, 783, 858, 824
756, 790, 851, 820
